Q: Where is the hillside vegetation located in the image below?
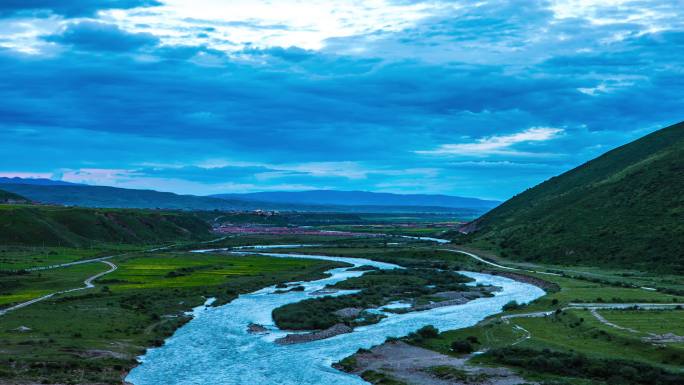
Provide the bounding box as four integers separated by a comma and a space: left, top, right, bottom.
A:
462, 121, 684, 272
0, 184, 250, 211
0, 189, 29, 204
0, 206, 210, 247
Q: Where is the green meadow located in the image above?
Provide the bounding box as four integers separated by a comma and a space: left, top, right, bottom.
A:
591, 309, 684, 336
0, 246, 141, 271
0, 263, 109, 306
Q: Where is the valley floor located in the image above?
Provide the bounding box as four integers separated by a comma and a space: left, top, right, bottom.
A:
1, 231, 683, 385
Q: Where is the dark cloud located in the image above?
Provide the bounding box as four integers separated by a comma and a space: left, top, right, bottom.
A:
44, 22, 159, 52
0, 0, 161, 18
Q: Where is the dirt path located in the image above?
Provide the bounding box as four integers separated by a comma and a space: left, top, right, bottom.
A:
26, 255, 117, 272
510, 324, 531, 346
23, 237, 219, 272
501, 303, 684, 340
446, 249, 670, 294
0, 237, 227, 317
588, 308, 640, 333
444, 249, 561, 276
0, 261, 117, 316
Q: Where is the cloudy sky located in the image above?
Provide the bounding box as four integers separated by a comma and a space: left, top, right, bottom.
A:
0, 0, 682, 199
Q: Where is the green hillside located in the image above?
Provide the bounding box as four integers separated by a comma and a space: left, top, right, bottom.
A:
462, 121, 684, 272
0, 206, 211, 247
0, 184, 253, 211
0, 189, 29, 204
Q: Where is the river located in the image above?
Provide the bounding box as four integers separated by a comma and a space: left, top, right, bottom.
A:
126, 246, 545, 385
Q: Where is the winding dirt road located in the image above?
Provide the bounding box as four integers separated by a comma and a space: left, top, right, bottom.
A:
0, 260, 117, 316
0, 238, 226, 317
444, 249, 561, 276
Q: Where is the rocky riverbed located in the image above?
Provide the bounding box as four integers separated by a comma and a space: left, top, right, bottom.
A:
337, 340, 534, 385
276, 323, 353, 345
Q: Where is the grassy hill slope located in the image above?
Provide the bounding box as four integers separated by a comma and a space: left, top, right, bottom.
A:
0, 206, 211, 247
0, 189, 29, 203
0, 184, 252, 211
463, 121, 684, 272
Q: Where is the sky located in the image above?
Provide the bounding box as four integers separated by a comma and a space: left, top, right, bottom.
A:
0, 0, 682, 200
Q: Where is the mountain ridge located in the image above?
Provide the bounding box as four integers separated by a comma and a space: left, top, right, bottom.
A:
0, 183, 488, 215
212, 190, 500, 209
0, 177, 82, 186
459, 121, 684, 272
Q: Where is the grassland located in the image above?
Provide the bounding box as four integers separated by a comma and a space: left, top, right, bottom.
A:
596, 309, 684, 336
0, 263, 107, 306
0, 247, 344, 384
0, 245, 150, 271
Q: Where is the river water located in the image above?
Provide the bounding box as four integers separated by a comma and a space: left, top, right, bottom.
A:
126, 247, 545, 385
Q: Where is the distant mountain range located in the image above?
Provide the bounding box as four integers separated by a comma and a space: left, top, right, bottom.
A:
0, 181, 496, 216
0, 183, 251, 211
0, 177, 81, 186
462, 120, 684, 272
212, 190, 500, 209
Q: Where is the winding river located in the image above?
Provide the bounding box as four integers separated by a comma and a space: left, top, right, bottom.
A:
126, 245, 545, 385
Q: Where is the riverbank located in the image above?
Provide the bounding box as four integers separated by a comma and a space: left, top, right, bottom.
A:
336, 340, 532, 385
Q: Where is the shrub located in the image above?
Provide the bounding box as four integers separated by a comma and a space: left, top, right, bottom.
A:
417, 325, 439, 339
502, 300, 522, 311
450, 340, 474, 354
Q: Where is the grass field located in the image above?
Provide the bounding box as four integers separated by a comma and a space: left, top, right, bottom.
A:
0, 246, 145, 271
0, 263, 108, 306
108, 252, 343, 291
512, 310, 684, 369
589, 309, 684, 336
509, 273, 683, 313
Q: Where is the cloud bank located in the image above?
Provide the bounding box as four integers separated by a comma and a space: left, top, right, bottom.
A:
0, 0, 682, 199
